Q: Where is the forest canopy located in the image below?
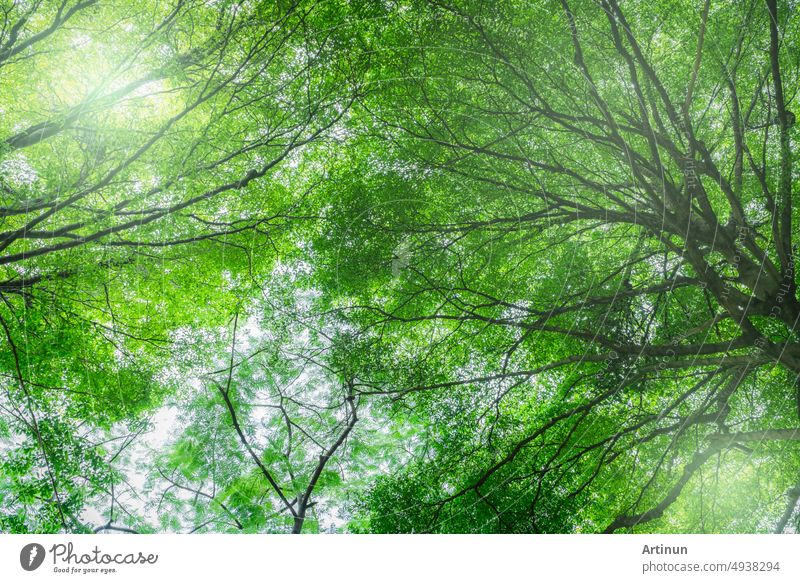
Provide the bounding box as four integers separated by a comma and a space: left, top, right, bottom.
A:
0, 0, 799, 534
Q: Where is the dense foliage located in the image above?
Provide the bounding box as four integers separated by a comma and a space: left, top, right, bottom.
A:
0, 0, 798, 534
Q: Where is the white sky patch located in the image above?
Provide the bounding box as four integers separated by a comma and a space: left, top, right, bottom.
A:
0, 154, 39, 187
71, 33, 92, 48
82, 406, 184, 531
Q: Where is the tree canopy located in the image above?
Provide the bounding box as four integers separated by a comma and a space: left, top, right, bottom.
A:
0, 0, 799, 534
